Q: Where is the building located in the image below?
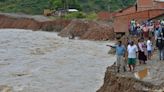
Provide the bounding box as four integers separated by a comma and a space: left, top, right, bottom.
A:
114, 0, 164, 33
97, 12, 116, 21
137, 0, 164, 11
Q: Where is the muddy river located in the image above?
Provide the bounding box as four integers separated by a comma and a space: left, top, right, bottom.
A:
0, 29, 115, 92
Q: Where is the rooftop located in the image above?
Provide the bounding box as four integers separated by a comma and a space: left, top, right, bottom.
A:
155, 0, 164, 2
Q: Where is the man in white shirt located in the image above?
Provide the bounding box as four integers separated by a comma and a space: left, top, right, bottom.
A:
147, 37, 153, 60
127, 41, 138, 72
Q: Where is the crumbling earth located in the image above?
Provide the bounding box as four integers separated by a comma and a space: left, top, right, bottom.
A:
59, 19, 114, 41
97, 51, 164, 92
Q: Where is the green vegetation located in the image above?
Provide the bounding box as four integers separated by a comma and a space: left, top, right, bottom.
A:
0, 0, 50, 14
85, 12, 97, 20
62, 12, 97, 20
0, 0, 136, 15
63, 12, 86, 19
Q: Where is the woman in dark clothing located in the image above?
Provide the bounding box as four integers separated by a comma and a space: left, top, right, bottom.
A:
156, 33, 164, 60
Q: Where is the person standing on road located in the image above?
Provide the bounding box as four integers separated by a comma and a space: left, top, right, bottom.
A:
127, 41, 138, 72
155, 27, 160, 40
107, 41, 126, 73
156, 33, 164, 60
130, 19, 136, 35
147, 37, 153, 60
138, 39, 147, 64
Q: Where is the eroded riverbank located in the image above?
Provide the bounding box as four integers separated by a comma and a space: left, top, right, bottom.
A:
97, 51, 164, 92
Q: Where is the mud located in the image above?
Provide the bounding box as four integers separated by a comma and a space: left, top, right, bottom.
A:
97, 52, 164, 92
0, 13, 115, 41
59, 20, 114, 41
0, 13, 70, 31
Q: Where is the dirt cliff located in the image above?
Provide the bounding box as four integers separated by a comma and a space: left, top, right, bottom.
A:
59, 20, 114, 40
0, 13, 70, 31
0, 13, 114, 41
0, 15, 40, 30
97, 58, 164, 92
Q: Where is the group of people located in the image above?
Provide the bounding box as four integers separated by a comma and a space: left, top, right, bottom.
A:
129, 19, 164, 38
107, 19, 164, 73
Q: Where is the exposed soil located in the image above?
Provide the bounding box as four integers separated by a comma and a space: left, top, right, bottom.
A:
81, 21, 114, 40
0, 13, 114, 41
58, 19, 114, 41
0, 13, 70, 31
97, 52, 164, 92
0, 15, 40, 30
97, 68, 162, 92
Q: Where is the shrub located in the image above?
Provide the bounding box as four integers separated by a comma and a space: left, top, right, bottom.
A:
64, 12, 86, 19
86, 12, 97, 20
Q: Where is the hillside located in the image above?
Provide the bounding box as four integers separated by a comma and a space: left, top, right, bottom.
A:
0, 0, 136, 14
0, 0, 50, 14
79, 0, 136, 12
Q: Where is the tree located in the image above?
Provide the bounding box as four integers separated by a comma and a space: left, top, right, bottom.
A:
50, 0, 81, 10
0, 0, 136, 14
49, 0, 63, 9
